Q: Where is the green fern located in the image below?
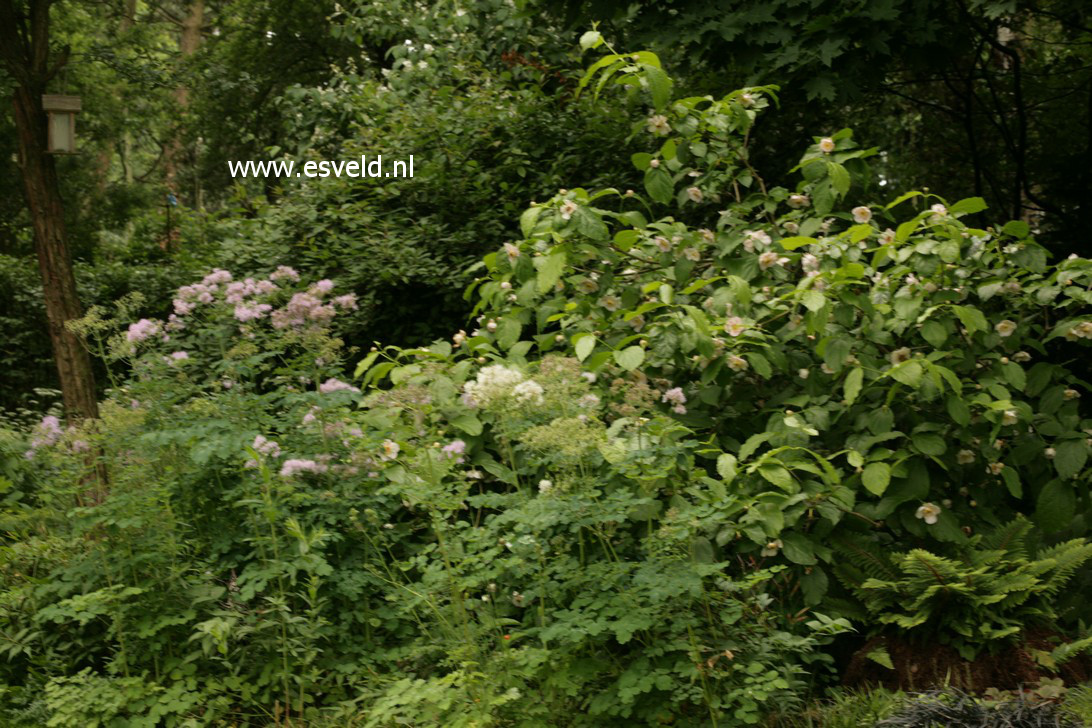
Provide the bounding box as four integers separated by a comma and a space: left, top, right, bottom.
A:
854, 518, 1092, 660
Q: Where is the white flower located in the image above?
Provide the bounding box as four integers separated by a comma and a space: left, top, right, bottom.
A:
1045, 447, 1056, 459
801, 253, 820, 273
727, 354, 749, 372
646, 114, 671, 135
1001, 409, 1018, 425
600, 294, 621, 311
851, 206, 872, 224
512, 380, 545, 404
683, 247, 701, 261
581, 371, 597, 383
987, 462, 1005, 475
995, 319, 1017, 337
649, 158, 660, 168
686, 186, 704, 203
957, 449, 976, 464
890, 347, 912, 365
798, 368, 810, 379
724, 316, 748, 337
820, 362, 835, 375
653, 236, 672, 252
504, 242, 521, 260
879, 228, 896, 246
915, 502, 941, 525
787, 194, 810, 209
1064, 388, 1081, 400
818, 137, 835, 153
738, 92, 754, 107
559, 200, 578, 220
742, 230, 771, 252
761, 539, 782, 557
380, 440, 400, 461
463, 365, 526, 408
758, 251, 789, 270
930, 203, 947, 216
538, 479, 553, 494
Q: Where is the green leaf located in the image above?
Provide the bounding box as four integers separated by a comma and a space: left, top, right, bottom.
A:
921, 320, 947, 348
949, 197, 988, 216
451, 415, 483, 436
952, 305, 987, 335
1036, 479, 1076, 533
862, 462, 891, 496
946, 396, 971, 426
642, 64, 673, 109
353, 351, 380, 379
781, 533, 817, 565
717, 453, 738, 483
888, 360, 923, 388
844, 367, 864, 405
614, 229, 639, 251
496, 317, 521, 350
1055, 439, 1088, 479
614, 345, 645, 371
1001, 466, 1022, 498
779, 236, 817, 251
866, 646, 895, 670
758, 463, 794, 491
827, 162, 850, 196
1001, 362, 1026, 391
911, 432, 946, 456
519, 206, 543, 237
1002, 220, 1030, 239
802, 290, 826, 312
745, 352, 772, 378
573, 334, 596, 362
630, 152, 653, 171
644, 166, 674, 204
535, 251, 566, 294
573, 205, 609, 240
800, 567, 828, 605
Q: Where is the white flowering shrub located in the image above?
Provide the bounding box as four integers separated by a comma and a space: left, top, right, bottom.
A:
449, 47, 1092, 658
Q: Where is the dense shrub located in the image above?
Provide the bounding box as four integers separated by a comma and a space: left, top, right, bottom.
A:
1, 41, 1090, 726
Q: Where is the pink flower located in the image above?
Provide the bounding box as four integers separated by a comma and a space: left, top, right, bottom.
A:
319, 378, 360, 394
270, 265, 300, 282
126, 319, 160, 343
170, 351, 189, 361
442, 440, 467, 463
334, 294, 358, 310
253, 435, 281, 458
312, 279, 335, 295
280, 459, 328, 477
661, 387, 686, 406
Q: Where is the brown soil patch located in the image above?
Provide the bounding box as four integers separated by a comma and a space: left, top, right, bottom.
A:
843, 632, 1090, 692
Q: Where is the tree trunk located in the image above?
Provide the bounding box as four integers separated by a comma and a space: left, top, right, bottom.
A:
164, 0, 204, 217
2, 0, 99, 423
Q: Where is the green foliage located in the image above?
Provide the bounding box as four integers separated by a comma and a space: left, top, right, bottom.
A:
3, 34, 1091, 726
845, 518, 1092, 659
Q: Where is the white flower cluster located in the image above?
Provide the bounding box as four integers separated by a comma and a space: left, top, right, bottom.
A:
462, 365, 544, 408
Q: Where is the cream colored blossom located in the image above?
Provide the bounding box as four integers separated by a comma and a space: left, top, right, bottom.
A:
686, 187, 704, 203
995, 319, 1017, 337
727, 354, 749, 372
559, 200, 578, 220
851, 206, 872, 224
818, 137, 835, 153
915, 502, 941, 525
890, 347, 912, 365
646, 114, 671, 135
957, 449, 976, 464
761, 539, 782, 557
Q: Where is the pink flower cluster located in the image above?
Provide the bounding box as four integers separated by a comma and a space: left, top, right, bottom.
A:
280, 458, 329, 477
253, 435, 281, 458
442, 439, 467, 463
319, 378, 360, 394
127, 318, 161, 343
24, 415, 64, 459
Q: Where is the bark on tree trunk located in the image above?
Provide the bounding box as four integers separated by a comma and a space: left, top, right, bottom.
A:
12, 85, 100, 423
163, 0, 204, 218
2, 0, 100, 424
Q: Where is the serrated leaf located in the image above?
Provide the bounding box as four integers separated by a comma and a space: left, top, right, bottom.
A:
758, 463, 794, 491
844, 367, 864, 405
644, 166, 674, 204
946, 396, 971, 426
574, 334, 596, 362
614, 345, 645, 371
888, 360, 923, 388
921, 320, 947, 348
535, 250, 566, 294
451, 415, 482, 436
519, 206, 543, 237
1036, 479, 1075, 533
781, 533, 816, 565
949, 196, 988, 216
911, 432, 946, 456
780, 236, 818, 251
1055, 439, 1088, 479
862, 462, 891, 496
717, 453, 738, 483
